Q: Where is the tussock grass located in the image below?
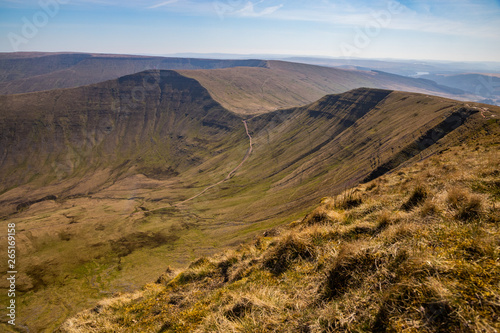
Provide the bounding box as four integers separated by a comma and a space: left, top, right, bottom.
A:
421, 200, 440, 218
263, 233, 316, 275
62, 137, 500, 332
322, 243, 381, 299
375, 209, 393, 231
401, 184, 428, 211
302, 206, 334, 226
327, 188, 364, 210
447, 187, 486, 221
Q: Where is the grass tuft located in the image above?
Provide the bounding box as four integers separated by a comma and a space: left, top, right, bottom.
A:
329, 188, 363, 210
447, 188, 484, 221
302, 207, 334, 225
322, 244, 378, 299
401, 185, 428, 211
456, 194, 483, 221
421, 200, 440, 218
447, 187, 469, 210
375, 210, 392, 232
262, 233, 315, 275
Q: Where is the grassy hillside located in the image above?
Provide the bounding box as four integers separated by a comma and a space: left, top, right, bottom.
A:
1, 73, 498, 332
61, 117, 500, 332
0, 70, 246, 198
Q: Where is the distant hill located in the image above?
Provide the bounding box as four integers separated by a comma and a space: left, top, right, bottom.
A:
0, 52, 267, 95
179, 60, 465, 114
281, 56, 500, 76
0, 52, 471, 115
420, 73, 500, 106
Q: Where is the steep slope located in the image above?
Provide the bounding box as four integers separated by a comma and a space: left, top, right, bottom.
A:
0, 52, 267, 94
62, 118, 500, 332
194, 89, 495, 224
0, 70, 247, 210
1, 75, 498, 332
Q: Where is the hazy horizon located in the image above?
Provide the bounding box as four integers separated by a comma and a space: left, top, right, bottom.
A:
1, 0, 499, 62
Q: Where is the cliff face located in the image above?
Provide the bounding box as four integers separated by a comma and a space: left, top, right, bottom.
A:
0, 70, 245, 193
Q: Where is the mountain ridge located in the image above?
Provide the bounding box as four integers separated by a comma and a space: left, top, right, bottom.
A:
0, 52, 268, 95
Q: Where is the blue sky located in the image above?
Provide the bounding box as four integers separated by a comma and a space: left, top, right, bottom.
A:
0, 0, 499, 61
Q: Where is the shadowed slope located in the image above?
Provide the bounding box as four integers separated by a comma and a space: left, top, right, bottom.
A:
0, 70, 246, 205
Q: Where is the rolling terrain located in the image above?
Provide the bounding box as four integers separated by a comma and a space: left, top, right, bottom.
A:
0, 68, 499, 332
0, 53, 469, 115
178, 60, 465, 114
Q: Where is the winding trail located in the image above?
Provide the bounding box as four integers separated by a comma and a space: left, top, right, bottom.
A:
180, 120, 253, 204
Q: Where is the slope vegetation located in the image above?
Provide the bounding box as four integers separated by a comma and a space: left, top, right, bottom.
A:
0, 70, 246, 204
0, 70, 498, 331
62, 118, 500, 332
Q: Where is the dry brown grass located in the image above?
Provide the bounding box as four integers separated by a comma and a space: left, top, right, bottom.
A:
302, 206, 335, 226
262, 233, 316, 275
401, 184, 428, 211
421, 200, 440, 218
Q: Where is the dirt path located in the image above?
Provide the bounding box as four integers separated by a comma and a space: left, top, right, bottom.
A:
179, 120, 253, 204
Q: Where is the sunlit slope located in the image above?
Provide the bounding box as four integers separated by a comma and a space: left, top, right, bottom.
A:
186, 88, 497, 224
63, 114, 500, 333
179, 60, 464, 114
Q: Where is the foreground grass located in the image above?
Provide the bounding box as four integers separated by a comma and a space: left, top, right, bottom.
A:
61, 129, 500, 333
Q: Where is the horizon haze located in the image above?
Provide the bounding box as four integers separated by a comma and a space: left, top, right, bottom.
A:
1, 0, 500, 62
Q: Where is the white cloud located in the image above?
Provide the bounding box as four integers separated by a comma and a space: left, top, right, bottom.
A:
232, 1, 284, 18
148, 0, 179, 9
